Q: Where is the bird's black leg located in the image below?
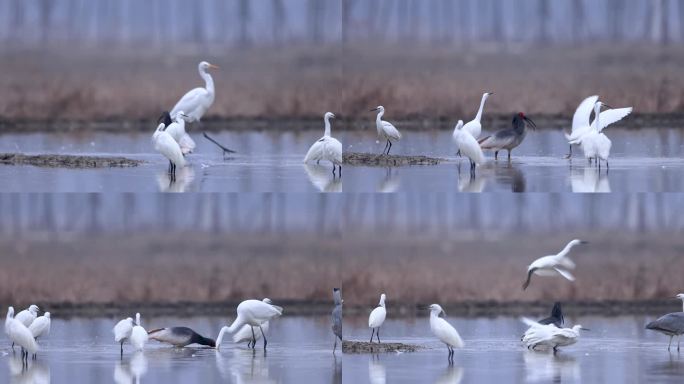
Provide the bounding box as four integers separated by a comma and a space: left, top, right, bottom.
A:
332, 165, 336, 176
260, 325, 267, 349
251, 327, 257, 349
370, 329, 374, 343
333, 338, 337, 354
382, 141, 389, 155
508, 150, 511, 161
376, 329, 381, 343
120, 341, 124, 357
11, 342, 14, 349
338, 165, 342, 177
317, 160, 320, 165
494, 151, 499, 160
566, 145, 572, 159
387, 141, 392, 155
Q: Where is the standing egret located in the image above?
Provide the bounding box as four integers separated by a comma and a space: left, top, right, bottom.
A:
479, 112, 536, 160
6, 309, 38, 361
232, 298, 274, 348
332, 288, 343, 353
303, 112, 343, 176
452, 120, 485, 173
581, 101, 631, 170
369, 293, 387, 343
29, 312, 50, 340
521, 318, 588, 353
170, 61, 219, 122
370, 106, 402, 155
152, 123, 186, 177
522, 239, 588, 290
428, 304, 464, 363
164, 111, 196, 155
216, 299, 283, 350
148, 327, 216, 348
130, 313, 148, 351
646, 293, 684, 351
462, 92, 493, 139
114, 316, 135, 355
13, 304, 38, 348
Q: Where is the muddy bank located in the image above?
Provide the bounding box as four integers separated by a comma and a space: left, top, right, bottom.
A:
342, 341, 422, 354
0, 153, 143, 168
343, 152, 444, 166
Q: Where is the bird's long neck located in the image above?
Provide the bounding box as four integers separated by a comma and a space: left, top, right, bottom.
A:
216, 326, 229, 347
376, 111, 384, 135
680, 300, 684, 313
226, 316, 244, 334
557, 241, 576, 258
324, 116, 332, 137
475, 95, 488, 122
191, 333, 216, 347
379, 298, 385, 307
201, 69, 215, 95
593, 105, 601, 132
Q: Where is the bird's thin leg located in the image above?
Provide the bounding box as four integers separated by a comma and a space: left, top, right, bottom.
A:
120, 341, 124, 356
339, 165, 342, 177
494, 151, 499, 160
260, 325, 267, 349
333, 338, 337, 354
11, 342, 14, 349
370, 329, 374, 343
251, 327, 257, 349
678, 335, 681, 351
566, 145, 572, 159
376, 329, 381, 343
387, 141, 392, 155
669, 336, 673, 351
382, 141, 389, 154
332, 165, 336, 176
508, 150, 512, 161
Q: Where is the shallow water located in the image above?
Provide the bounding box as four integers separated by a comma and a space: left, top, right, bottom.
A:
0, 126, 682, 192
0, 315, 340, 383
343, 315, 684, 383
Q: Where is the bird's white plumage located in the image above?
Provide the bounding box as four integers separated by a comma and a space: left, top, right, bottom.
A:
304, 112, 342, 166
130, 324, 148, 351
523, 239, 586, 289
594, 107, 633, 133
462, 92, 492, 139
29, 312, 50, 339
233, 321, 270, 344
368, 294, 387, 329
170, 61, 217, 122
15, 304, 38, 327
217, 299, 283, 348
113, 317, 134, 343
453, 120, 485, 166
5, 306, 13, 335
153, 123, 186, 168
566, 95, 599, 143
374, 107, 402, 141
7, 317, 39, 354
429, 304, 464, 349
165, 111, 196, 154
521, 318, 583, 350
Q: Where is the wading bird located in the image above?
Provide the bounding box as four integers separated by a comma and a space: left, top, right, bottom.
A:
479, 112, 536, 160
232, 298, 274, 348
216, 299, 283, 350
13, 304, 38, 348
114, 316, 135, 355
522, 239, 588, 290
29, 312, 50, 341
428, 304, 464, 363
452, 119, 485, 173
646, 293, 684, 351
565, 96, 631, 159
148, 327, 215, 348
462, 92, 493, 140
369, 293, 387, 343
371, 106, 402, 155
581, 101, 631, 170
163, 111, 196, 155
332, 288, 343, 353
130, 313, 148, 351
521, 318, 588, 353
303, 112, 343, 176
153, 123, 186, 177
170, 61, 219, 123
6, 307, 39, 361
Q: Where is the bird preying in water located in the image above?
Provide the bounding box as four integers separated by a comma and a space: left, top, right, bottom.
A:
148, 327, 216, 348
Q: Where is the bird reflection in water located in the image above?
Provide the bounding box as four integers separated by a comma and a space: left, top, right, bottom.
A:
570, 166, 610, 193
304, 164, 342, 192
8, 355, 50, 383
114, 351, 147, 384
368, 355, 386, 384
377, 168, 400, 193
434, 365, 464, 384
215, 348, 274, 384
523, 351, 578, 383
156, 166, 195, 192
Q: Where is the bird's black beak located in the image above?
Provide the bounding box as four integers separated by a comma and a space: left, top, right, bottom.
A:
580, 240, 589, 244
524, 116, 537, 130
580, 328, 591, 331
370, 108, 378, 112
487, 92, 494, 96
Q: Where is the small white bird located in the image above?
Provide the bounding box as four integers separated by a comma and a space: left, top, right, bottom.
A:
6, 307, 39, 361
428, 304, 464, 363
580, 101, 629, 170
521, 317, 588, 353
371, 106, 402, 155
153, 122, 186, 176
566, 96, 632, 161
170, 61, 219, 122
462, 92, 493, 139
452, 119, 485, 173
15, 304, 39, 328
232, 298, 274, 347
522, 239, 588, 290
164, 111, 196, 155
113, 316, 135, 355
216, 299, 283, 349
303, 112, 343, 176
130, 313, 148, 351
29, 312, 51, 340
368, 293, 387, 343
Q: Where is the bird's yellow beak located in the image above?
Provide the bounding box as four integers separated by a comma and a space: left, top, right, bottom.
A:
208, 64, 220, 70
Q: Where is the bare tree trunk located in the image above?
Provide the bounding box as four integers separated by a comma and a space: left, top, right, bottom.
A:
308, 0, 325, 43
538, 0, 550, 44
342, 0, 354, 43
492, 0, 504, 44
571, 0, 584, 44
272, 0, 286, 46
441, 0, 454, 44
238, 0, 251, 48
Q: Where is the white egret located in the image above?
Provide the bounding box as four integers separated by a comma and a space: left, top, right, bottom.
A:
581, 101, 630, 170
428, 304, 464, 363
646, 293, 684, 351
462, 92, 493, 139
148, 327, 216, 348
28, 312, 50, 340
6, 308, 39, 361
332, 288, 343, 353
152, 123, 186, 176
164, 111, 196, 155
232, 298, 274, 348
522, 239, 588, 290
170, 61, 219, 122
113, 316, 135, 355
371, 106, 402, 155
15, 304, 39, 327
368, 293, 387, 343
130, 313, 148, 351
566, 96, 632, 159
216, 299, 283, 349
303, 112, 343, 176
520, 303, 564, 340
479, 112, 536, 160
452, 119, 484, 173
5, 306, 14, 346
521, 318, 588, 353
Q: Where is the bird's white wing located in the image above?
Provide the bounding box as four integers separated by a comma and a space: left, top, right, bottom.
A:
558, 256, 576, 270
179, 133, 196, 154
246, 302, 282, 321
554, 268, 575, 281
28, 317, 49, 337
304, 138, 325, 163
433, 317, 464, 348
154, 132, 186, 167
382, 121, 402, 140
325, 137, 343, 164
368, 307, 386, 328
171, 88, 208, 118
520, 317, 541, 328
462, 120, 481, 138
572, 95, 599, 133
113, 319, 133, 341
595, 107, 633, 133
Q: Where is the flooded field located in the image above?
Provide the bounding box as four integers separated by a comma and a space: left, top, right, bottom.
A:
343, 315, 684, 383
0, 315, 339, 383
0, 124, 682, 192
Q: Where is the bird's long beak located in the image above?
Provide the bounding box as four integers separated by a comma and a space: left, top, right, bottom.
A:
208, 64, 220, 70
524, 116, 537, 130
487, 92, 494, 96
580, 240, 589, 244
369, 108, 377, 112
580, 328, 591, 331
600, 103, 613, 110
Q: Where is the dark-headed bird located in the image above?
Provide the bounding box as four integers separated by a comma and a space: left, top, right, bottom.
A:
148, 327, 216, 348
646, 294, 684, 351
479, 112, 536, 160
332, 288, 343, 353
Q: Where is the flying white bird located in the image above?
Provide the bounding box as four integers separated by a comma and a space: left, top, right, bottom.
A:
130, 313, 148, 351
6, 307, 39, 361
303, 112, 343, 176
153, 123, 186, 176
29, 312, 51, 340
114, 316, 135, 355
170, 61, 219, 122
462, 92, 493, 139
428, 304, 464, 363
646, 293, 684, 351
368, 293, 387, 343
565, 96, 632, 159
232, 298, 274, 348
522, 239, 588, 290
452, 119, 484, 173
371, 106, 402, 155
521, 317, 588, 353
216, 299, 283, 349
164, 111, 196, 155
